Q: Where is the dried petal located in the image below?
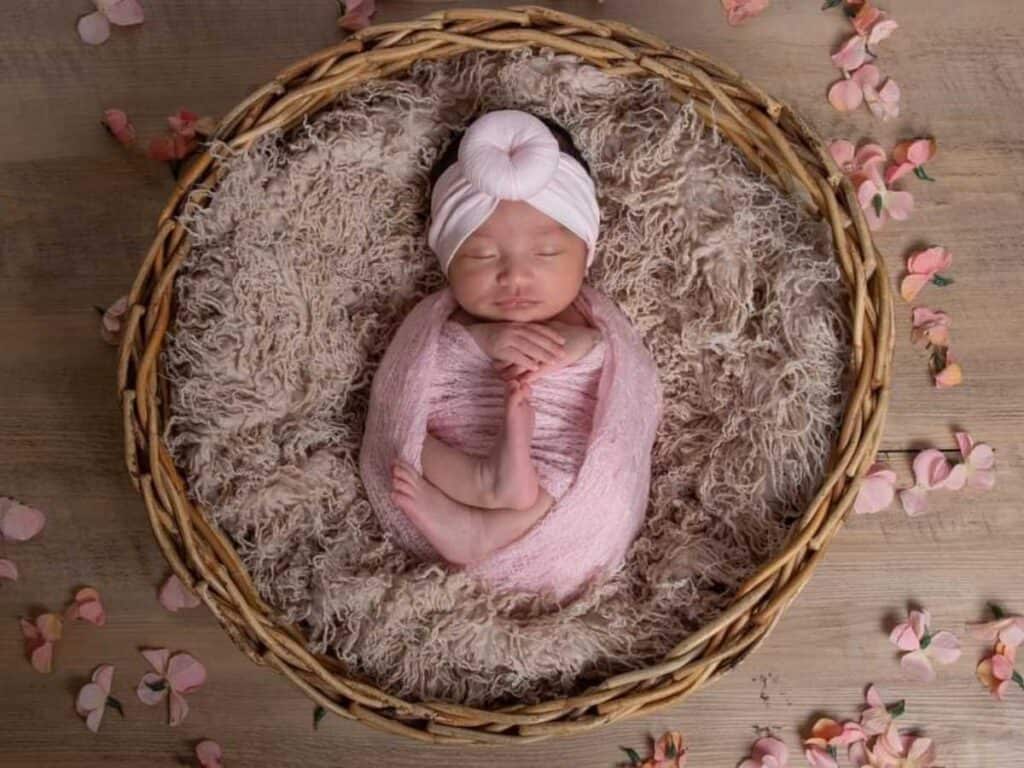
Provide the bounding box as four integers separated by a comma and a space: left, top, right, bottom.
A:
0, 559, 18, 582
338, 0, 376, 31
101, 109, 136, 145
832, 34, 869, 71
900, 649, 935, 682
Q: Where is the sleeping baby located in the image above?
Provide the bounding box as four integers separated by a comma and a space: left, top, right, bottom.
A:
359, 109, 662, 598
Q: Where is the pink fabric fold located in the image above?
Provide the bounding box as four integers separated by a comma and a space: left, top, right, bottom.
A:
358, 286, 663, 600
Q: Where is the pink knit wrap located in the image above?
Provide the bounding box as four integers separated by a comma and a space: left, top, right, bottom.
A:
358, 285, 663, 600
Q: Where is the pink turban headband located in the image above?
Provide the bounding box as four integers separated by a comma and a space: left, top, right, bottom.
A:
427, 110, 600, 276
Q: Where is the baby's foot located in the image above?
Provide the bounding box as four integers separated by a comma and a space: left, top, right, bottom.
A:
480, 380, 539, 511
391, 459, 489, 566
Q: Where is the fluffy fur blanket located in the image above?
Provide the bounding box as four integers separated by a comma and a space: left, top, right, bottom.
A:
165, 47, 851, 706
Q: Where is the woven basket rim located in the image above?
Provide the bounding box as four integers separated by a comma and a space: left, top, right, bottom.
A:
117, 4, 894, 745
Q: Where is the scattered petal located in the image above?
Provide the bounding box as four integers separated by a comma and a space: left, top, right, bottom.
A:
96, 0, 145, 26
0, 497, 47, 541
167, 652, 207, 694
338, 0, 376, 31
137, 671, 168, 706
67, 586, 107, 626
159, 574, 201, 612
101, 109, 136, 145
829, 79, 864, 111
77, 11, 111, 45
100, 295, 130, 345
196, 740, 224, 768
832, 34, 869, 71
927, 630, 962, 664
854, 463, 897, 514
76, 664, 115, 733
0, 558, 18, 582
900, 649, 936, 682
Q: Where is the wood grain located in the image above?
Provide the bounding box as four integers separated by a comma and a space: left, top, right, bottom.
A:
1, 0, 1022, 764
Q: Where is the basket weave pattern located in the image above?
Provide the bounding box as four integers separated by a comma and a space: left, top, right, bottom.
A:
117, 5, 894, 744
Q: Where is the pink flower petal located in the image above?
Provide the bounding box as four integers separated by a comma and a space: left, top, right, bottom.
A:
0, 558, 18, 582
857, 177, 881, 210
96, 0, 145, 26
969, 468, 996, 491
196, 740, 224, 768
906, 737, 935, 765
168, 689, 190, 726
753, 737, 789, 765
899, 273, 931, 302
848, 741, 870, 768
865, 684, 884, 709
899, 486, 929, 516
159, 574, 201, 612
884, 189, 917, 222
868, 18, 899, 47
31, 641, 54, 674
832, 34, 869, 71
829, 139, 856, 171
101, 109, 136, 145
968, 442, 995, 470
851, 64, 882, 90
935, 359, 963, 388
76, 682, 107, 716
851, 3, 883, 37
77, 11, 111, 45
141, 647, 170, 674
167, 652, 207, 694
37, 613, 63, 642
338, 0, 376, 31
911, 610, 931, 636
992, 653, 1014, 680
943, 463, 967, 491
911, 449, 949, 489
0, 497, 47, 541
85, 707, 105, 734
889, 622, 920, 651
804, 745, 839, 768
75, 599, 107, 626
893, 138, 936, 167
19, 617, 40, 641
829, 79, 864, 112
854, 143, 887, 170
926, 630, 962, 664
137, 672, 168, 706
885, 161, 915, 184
93, 663, 115, 694
900, 649, 935, 682
907, 246, 952, 276
854, 472, 896, 515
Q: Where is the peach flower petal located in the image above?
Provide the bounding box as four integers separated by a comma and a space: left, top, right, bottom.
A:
900, 649, 935, 682
927, 630, 962, 664
900, 273, 931, 302
832, 34, 869, 71
0, 558, 18, 582
169, 690, 190, 726
101, 109, 136, 145
338, 0, 376, 31
137, 671, 168, 706
142, 647, 170, 674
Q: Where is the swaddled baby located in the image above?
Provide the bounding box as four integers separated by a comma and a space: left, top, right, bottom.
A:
360, 109, 662, 595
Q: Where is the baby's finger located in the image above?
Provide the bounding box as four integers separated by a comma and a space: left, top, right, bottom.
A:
513, 334, 562, 364
525, 322, 567, 346
520, 327, 566, 357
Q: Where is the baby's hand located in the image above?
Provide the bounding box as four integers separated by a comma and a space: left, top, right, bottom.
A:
497, 321, 602, 383
465, 321, 567, 371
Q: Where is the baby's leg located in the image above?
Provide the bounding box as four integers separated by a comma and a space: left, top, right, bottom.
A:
421, 380, 539, 511
391, 459, 554, 566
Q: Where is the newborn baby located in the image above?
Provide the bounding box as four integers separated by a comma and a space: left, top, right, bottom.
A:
390, 110, 605, 566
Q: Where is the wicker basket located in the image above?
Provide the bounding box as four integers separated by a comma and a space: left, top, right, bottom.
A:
117, 5, 893, 745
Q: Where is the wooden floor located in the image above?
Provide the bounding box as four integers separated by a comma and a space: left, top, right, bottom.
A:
2, 1, 1022, 765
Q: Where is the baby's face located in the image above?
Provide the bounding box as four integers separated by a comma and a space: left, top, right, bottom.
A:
447, 199, 587, 323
